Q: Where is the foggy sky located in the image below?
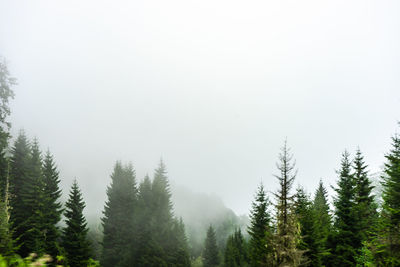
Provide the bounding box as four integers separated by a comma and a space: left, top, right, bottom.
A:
1, 0, 399, 215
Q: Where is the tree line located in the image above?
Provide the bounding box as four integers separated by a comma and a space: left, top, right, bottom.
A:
1, 58, 400, 266
204, 136, 400, 267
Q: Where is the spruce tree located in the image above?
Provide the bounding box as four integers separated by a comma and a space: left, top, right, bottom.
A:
272, 141, 304, 266
9, 137, 46, 256
151, 160, 175, 263
311, 180, 331, 266
380, 131, 400, 264
224, 228, 248, 267
169, 218, 191, 267
352, 149, 377, 248
331, 151, 357, 266
62, 180, 91, 267
247, 183, 272, 266
135, 174, 165, 267
101, 162, 137, 267
42, 150, 63, 259
203, 225, 219, 267
10, 131, 31, 250
21, 138, 46, 255
294, 187, 315, 266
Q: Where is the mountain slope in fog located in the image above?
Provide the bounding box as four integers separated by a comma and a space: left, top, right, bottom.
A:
171, 184, 249, 257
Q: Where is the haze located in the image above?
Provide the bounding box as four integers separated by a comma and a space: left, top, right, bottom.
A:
1, 0, 399, 216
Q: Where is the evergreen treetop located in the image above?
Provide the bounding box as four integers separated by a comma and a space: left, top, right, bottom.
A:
63, 180, 91, 267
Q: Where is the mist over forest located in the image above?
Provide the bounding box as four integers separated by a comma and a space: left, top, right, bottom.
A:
1, 0, 400, 266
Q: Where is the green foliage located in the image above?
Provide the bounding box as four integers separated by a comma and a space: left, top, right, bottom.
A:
224, 229, 248, 267
380, 131, 400, 264
62, 180, 91, 267
352, 149, 378, 245
203, 225, 219, 267
41, 151, 63, 259
311, 180, 331, 266
9, 131, 31, 255
247, 184, 272, 266
331, 151, 358, 266
355, 242, 376, 267
272, 141, 305, 266
294, 187, 315, 266
101, 162, 137, 267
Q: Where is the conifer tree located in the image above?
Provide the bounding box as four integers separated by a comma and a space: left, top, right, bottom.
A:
380, 131, 400, 264
62, 180, 91, 267
224, 228, 248, 267
9, 131, 32, 256
151, 160, 175, 262
311, 180, 331, 266
352, 149, 377, 248
247, 183, 272, 266
42, 150, 63, 259
331, 151, 357, 266
203, 225, 220, 267
294, 187, 315, 265
101, 162, 137, 267
169, 218, 191, 267
20, 138, 46, 255
135, 174, 164, 266
272, 141, 304, 266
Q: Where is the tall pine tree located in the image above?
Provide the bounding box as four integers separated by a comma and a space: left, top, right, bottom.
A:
42, 150, 63, 259
272, 141, 304, 266
203, 225, 219, 267
101, 162, 137, 267
224, 228, 248, 267
331, 151, 357, 266
62, 180, 91, 267
311, 180, 331, 266
247, 183, 272, 266
380, 131, 400, 264
20, 138, 46, 255
294, 187, 315, 266
352, 149, 377, 249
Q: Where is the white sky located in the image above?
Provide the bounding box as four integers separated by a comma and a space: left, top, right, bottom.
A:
1, 0, 399, 215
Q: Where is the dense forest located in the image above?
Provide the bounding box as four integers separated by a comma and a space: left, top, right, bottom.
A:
1, 59, 400, 267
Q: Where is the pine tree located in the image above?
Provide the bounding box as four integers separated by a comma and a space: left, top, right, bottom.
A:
62, 180, 91, 267
101, 162, 137, 267
224, 228, 248, 267
272, 141, 304, 266
10, 131, 30, 250
20, 138, 46, 255
10, 137, 46, 255
380, 131, 400, 264
42, 150, 63, 259
151, 160, 175, 263
169, 218, 191, 267
352, 149, 377, 249
135, 174, 165, 267
311, 180, 331, 266
331, 151, 357, 266
247, 183, 272, 266
203, 225, 220, 267
294, 187, 315, 266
